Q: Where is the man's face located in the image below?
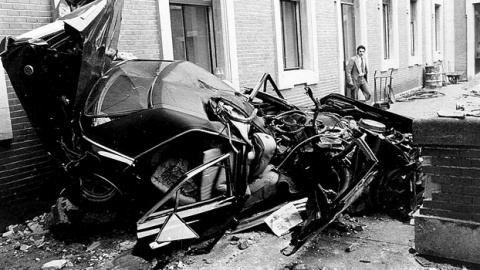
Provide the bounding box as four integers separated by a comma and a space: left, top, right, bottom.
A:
357, 48, 365, 57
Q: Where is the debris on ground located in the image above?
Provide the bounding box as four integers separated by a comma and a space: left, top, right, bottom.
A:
322, 214, 367, 237
238, 240, 249, 250
345, 243, 358, 252
118, 240, 136, 251
86, 241, 101, 252
264, 202, 303, 236
0, 199, 140, 270
41, 259, 71, 270
0, 211, 470, 270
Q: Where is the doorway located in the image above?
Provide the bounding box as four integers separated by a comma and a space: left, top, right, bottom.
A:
341, 0, 356, 98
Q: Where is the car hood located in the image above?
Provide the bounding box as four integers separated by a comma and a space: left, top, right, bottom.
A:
1, 0, 123, 111
0, 0, 123, 158
81, 60, 262, 156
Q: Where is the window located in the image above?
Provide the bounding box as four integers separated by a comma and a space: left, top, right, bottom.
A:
341, 0, 356, 61
434, 4, 441, 52
382, 0, 391, 60
410, 0, 417, 57
408, 0, 422, 66
281, 0, 302, 70
170, 3, 215, 73
379, 0, 398, 70
274, 0, 318, 89
157, 0, 239, 89
431, 1, 443, 62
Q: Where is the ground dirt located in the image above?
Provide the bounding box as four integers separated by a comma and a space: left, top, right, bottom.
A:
1, 208, 476, 270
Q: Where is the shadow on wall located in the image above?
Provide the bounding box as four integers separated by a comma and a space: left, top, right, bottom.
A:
0, 166, 62, 232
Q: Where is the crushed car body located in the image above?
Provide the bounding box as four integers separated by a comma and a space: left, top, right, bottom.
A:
0, 0, 421, 255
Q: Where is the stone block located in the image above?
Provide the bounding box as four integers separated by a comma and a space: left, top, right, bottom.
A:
414, 117, 480, 147
415, 213, 480, 265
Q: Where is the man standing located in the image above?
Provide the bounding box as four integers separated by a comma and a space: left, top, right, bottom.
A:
346, 45, 371, 102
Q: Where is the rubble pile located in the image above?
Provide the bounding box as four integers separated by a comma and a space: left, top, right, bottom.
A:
322, 214, 366, 238
0, 201, 147, 270
2, 213, 49, 239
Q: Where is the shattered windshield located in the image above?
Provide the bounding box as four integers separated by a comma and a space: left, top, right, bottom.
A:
85, 60, 240, 118
84, 60, 166, 117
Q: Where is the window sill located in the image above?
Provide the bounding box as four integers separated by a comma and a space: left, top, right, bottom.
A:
277, 69, 319, 90
380, 58, 399, 72
408, 56, 422, 67
433, 52, 444, 62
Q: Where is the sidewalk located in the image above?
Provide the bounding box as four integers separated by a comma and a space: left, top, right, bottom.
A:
388, 82, 474, 119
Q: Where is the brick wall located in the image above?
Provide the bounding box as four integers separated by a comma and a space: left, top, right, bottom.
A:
233, 0, 340, 107
234, 0, 277, 89
365, 1, 423, 96
420, 147, 480, 222
414, 117, 480, 222
414, 117, 480, 264
365, 0, 382, 88
117, 0, 162, 59
0, 0, 59, 229
308, 0, 340, 100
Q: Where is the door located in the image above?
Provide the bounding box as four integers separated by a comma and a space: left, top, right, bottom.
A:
136, 152, 243, 246
341, 0, 356, 98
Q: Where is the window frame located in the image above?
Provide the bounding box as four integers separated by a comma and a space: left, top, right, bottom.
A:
408, 0, 422, 66
431, 0, 444, 62
382, 0, 391, 60
0, 62, 13, 141
379, 0, 399, 71
157, 0, 240, 89
169, 3, 216, 73
280, 0, 303, 70
273, 0, 318, 90
410, 0, 416, 57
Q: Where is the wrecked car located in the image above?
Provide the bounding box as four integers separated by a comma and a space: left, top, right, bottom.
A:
0, 0, 420, 255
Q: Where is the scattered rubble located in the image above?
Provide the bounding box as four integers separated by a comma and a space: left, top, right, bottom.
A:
283, 260, 310, 270
0, 210, 469, 270
0, 198, 140, 270
118, 240, 136, 251
41, 259, 71, 270
345, 243, 358, 253
238, 240, 249, 250
86, 241, 101, 252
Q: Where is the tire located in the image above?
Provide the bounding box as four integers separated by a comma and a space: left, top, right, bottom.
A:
79, 173, 118, 202
65, 172, 120, 209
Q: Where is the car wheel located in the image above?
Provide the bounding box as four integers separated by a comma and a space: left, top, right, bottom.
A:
64, 172, 120, 209
78, 173, 118, 203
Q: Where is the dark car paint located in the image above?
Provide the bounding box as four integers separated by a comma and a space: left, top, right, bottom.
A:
81, 60, 264, 157
0, 0, 123, 163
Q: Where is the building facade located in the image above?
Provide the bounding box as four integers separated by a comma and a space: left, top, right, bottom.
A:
0, 0, 473, 225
